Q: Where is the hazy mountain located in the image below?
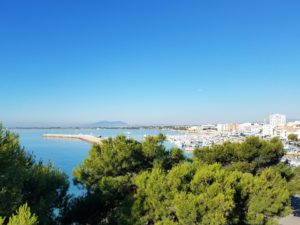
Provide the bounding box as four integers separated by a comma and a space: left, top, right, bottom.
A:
86, 121, 128, 128
288, 118, 300, 122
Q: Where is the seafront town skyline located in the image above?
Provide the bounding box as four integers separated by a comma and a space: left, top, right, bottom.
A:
4, 112, 299, 128
167, 113, 300, 163
1, 1, 300, 224
187, 114, 300, 140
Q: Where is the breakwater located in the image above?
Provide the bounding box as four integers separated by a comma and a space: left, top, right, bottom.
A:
43, 134, 104, 144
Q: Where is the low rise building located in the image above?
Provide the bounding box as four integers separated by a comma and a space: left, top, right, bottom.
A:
217, 123, 238, 133
262, 124, 273, 137
273, 127, 288, 139
238, 123, 262, 135
188, 126, 202, 132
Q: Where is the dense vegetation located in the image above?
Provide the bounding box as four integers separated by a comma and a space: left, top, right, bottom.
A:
288, 133, 298, 142
61, 134, 185, 225
1, 124, 300, 225
193, 137, 285, 174
0, 204, 38, 225
0, 124, 69, 225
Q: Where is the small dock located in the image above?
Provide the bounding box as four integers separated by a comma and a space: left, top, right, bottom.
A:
43, 134, 104, 144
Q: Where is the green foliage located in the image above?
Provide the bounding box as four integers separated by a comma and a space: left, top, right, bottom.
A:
7, 203, 38, 225
72, 134, 186, 191
61, 135, 295, 225
288, 166, 300, 195
0, 217, 5, 225
141, 133, 168, 168
132, 162, 290, 225
164, 147, 186, 169
60, 192, 108, 225
272, 162, 294, 183
194, 136, 285, 174
2, 123, 294, 225
73, 135, 144, 190
23, 162, 69, 224
0, 204, 38, 225
0, 124, 69, 225
64, 134, 186, 224
0, 124, 32, 216
246, 168, 291, 225
288, 133, 298, 142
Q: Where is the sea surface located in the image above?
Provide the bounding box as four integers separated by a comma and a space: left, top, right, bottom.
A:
11, 128, 180, 195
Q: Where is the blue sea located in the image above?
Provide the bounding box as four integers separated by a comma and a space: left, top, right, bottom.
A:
11, 129, 179, 194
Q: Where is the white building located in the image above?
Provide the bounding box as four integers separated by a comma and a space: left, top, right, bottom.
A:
273, 127, 288, 139
238, 123, 262, 135
188, 126, 202, 132
269, 114, 286, 127
217, 124, 226, 132
238, 123, 252, 133
217, 123, 238, 133
262, 124, 273, 137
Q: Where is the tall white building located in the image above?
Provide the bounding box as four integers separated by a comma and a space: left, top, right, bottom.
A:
269, 114, 286, 127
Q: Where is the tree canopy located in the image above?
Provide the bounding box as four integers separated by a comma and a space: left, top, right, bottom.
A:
132, 163, 290, 225
61, 135, 298, 225
193, 136, 285, 174
1, 123, 299, 225
288, 133, 298, 142
62, 134, 186, 224
0, 124, 69, 225
0, 203, 38, 225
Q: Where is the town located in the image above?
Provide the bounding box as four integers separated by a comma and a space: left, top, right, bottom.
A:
167, 114, 300, 165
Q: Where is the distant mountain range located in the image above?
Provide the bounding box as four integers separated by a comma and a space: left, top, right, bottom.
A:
86, 121, 128, 128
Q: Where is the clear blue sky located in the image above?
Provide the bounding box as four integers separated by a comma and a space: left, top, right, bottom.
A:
1, 0, 300, 126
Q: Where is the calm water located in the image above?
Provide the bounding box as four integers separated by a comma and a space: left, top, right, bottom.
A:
11, 129, 179, 194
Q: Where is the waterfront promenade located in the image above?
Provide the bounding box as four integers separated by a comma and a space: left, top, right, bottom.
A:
43, 134, 104, 144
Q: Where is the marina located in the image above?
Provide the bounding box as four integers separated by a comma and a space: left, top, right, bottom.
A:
167, 132, 300, 166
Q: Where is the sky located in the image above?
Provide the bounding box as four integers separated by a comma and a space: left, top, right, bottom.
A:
0, 0, 300, 126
